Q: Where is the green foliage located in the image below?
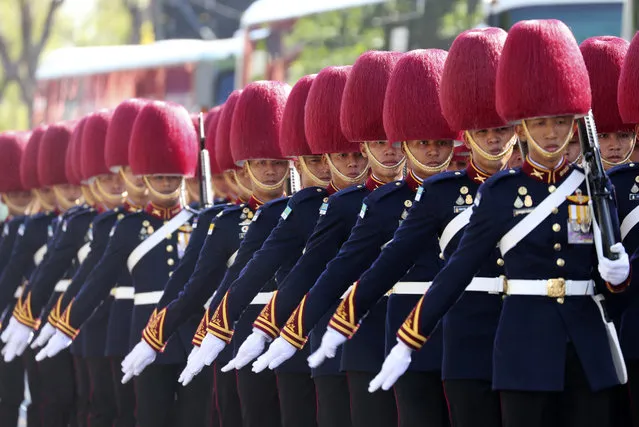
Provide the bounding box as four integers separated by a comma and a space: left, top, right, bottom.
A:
438, 0, 484, 39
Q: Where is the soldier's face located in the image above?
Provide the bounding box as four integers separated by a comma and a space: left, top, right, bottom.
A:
327, 152, 368, 179
186, 178, 200, 201
246, 159, 289, 197
146, 176, 183, 194
234, 168, 253, 200
466, 126, 515, 157
361, 141, 404, 179
564, 134, 581, 163
517, 116, 574, 155
37, 187, 57, 207
97, 174, 125, 197
122, 166, 146, 196
508, 148, 523, 168
404, 139, 454, 175
299, 155, 331, 183
55, 184, 82, 204
598, 131, 635, 167
3, 190, 33, 210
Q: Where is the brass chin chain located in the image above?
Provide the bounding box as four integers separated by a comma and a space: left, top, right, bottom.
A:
143, 176, 183, 202
465, 131, 517, 162
1, 194, 29, 215
95, 179, 127, 206
363, 142, 406, 172
245, 162, 289, 192
119, 168, 147, 195
52, 186, 81, 211
324, 154, 369, 186
521, 120, 574, 160
401, 141, 453, 175
298, 156, 330, 188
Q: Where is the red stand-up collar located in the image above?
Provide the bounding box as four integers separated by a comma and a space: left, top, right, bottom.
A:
522, 156, 571, 184
247, 195, 265, 211
145, 202, 183, 220
466, 160, 491, 184
326, 181, 340, 196
365, 175, 386, 192
405, 169, 422, 193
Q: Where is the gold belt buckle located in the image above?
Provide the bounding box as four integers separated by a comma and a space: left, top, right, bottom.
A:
500, 276, 509, 295
546, 278, 566, 298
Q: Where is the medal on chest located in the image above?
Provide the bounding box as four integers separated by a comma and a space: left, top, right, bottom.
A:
566, 189, 593, 244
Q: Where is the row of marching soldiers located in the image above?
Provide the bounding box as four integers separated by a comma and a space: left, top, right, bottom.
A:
1, 18, 639, 427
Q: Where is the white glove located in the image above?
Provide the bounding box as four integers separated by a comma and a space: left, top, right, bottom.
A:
31, 322, 56, 349
35, 330, 72, 361
0, 317, 17, 343
178, 333, 226, 386
121, 341, 157, 384
307, 327, 347, 369
252, 337, 296, 373
222, 329, 271, 372
187, 345, 200, 363
2, 318, 33, 362
368, 340, 413, 393
598, 243, 630, 286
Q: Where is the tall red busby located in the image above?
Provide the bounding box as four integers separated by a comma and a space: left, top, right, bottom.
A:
215, 90, 242, 171
105, 99, 147, 173
82, 111, 113, 180
280, 74, 316, 157
230, 81, 290, 164
205, 106, 223, 174
384, 49, 460, 144
618, 33, 639, 124
0, 132, 28, 193
580, 36, 631, 133
39, 123, 73, 187
496, 19, 591, 123
68, 117, 88, 184
21, 126, 47, 190
129, 101, 198, 176
441, 27, 508, 131
340, 51, 403, 142
305, 66, 357, 154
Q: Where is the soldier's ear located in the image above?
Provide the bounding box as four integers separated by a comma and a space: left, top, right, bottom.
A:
461, 133, 471, 150
514, 124, 526, 141
292, 159, 302, 176
359, 142, 368, 158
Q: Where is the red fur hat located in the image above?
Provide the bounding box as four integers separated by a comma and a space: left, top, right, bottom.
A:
39, 123, 74, 187
68, 117, 88, 184
82, 111, 113, 180
580, 36, 631, 133
129, 101, 198, 176
305, 66, 358, 154
441, 27, 508, 131
496, 19, 591, 123
230, 80, 290, 165
384, 49, 460, 144
340, 51, 403, 142
0, 132, 29, 193
21, 126, 47, 190
618, 32, 639, 124
280, 74, 316, 158
215, 90, 242, 171
204, 106, 223, 174
105, 99, 147, 173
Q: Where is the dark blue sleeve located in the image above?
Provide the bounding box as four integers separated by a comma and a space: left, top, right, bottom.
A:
0, 219, 22, 278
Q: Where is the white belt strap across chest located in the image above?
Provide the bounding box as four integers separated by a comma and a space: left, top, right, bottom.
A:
111, 286, 134, 300
127, 209, 194, 273
499, 170, 585, 256
439, 206, 474, 253
620, 204, 639, 241
506, 279, 594, 297
33, 244, 47, 266
77, 242, 91, 264
54, 279, 71, 292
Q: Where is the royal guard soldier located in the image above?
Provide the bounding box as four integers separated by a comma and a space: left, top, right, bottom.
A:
309, 28, 515, 427
451, 145, 472, 170
372, 19, 631, 427
0, 131, 33, 427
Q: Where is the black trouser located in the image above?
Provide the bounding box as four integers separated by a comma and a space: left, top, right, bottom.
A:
277, 372, 318, 427
73, 356, 90, 427
211, 374, 220, 427
134, 363, 212, 427
0, 354, 25, 427
86, 357, 116, 427
500, 344, 613, 427
213, 363, 242, 427
24, 348, 43, 427
444, 378, 501, 427
39, 349, 76, 427
394, 371, 450, 427
110, 357, 135, 427
347, 371, 397, 427
236, 365, 281, 427
314, 374, 352, 427
624, 359, 639, 427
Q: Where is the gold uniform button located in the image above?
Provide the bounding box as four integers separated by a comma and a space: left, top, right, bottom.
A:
166, 233, 172, 239
496, 258, 505, 266
167, 259, 175, 266
548, 185, 556, 193
117, 214, 125, 220
439, 253, 445, 260
556, 258, 565, 267
552, 223, 561, 232
166, 245, 174, 253
553, 243, 561, 251
552, 208, 559, 214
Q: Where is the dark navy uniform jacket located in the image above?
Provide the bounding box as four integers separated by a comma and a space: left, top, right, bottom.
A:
398, 157, 627, 392
335, 163, 502, 379
141, 197, 262, 362
205, 195, 289, 364
208, 187, 327, 372
0, 215, 27, 329
140, 202, 230, 353
270, 176, 383, 376
281, 173, 422, 374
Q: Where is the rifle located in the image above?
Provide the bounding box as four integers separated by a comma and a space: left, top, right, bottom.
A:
577, 110, 619, 260
198, 112, 214, 208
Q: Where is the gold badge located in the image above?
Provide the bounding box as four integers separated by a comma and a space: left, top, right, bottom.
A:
635, 176, 639, 183
142, 220, 150, 227
404, 200, 412, 208
247, 211, 254, 219
147, 226, 154, 234
632, 183, 639, 194
524, 195, 533, 207
455, 196, 464, 206
243, 207, 250, 213
518, 186, 528, 196
460, 186, 469, 195
465, 195, 473, 205
566, 189, 589, 205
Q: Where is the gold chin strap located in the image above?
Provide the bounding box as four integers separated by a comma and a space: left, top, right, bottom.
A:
34, 189, 55, 212
364, 142, 406, 172
245, 162, 289, 192
52, 186, 80, 211
299, 156, 330, 188
95, 178, 127, 206
1, 194, 29, 216
119, 168, 147, 195
464, 131, 517, 162
521, 119, 574, 160
82, 185, 97, 206
232, 170, 253, 197
401, 141, 453, 175
324, 154, 369, 186
601, 136, 636, 167
143, 176, 183, 202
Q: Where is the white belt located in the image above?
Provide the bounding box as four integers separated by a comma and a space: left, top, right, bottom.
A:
134, 291, 163, 305
506, 279, 594, 297
54, 279, 71, 292
465, 277, 504, 294
13, 287, 23, 299
392, 282, 433, 295
110, 286, 134, 300
250, 292, 273, 305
